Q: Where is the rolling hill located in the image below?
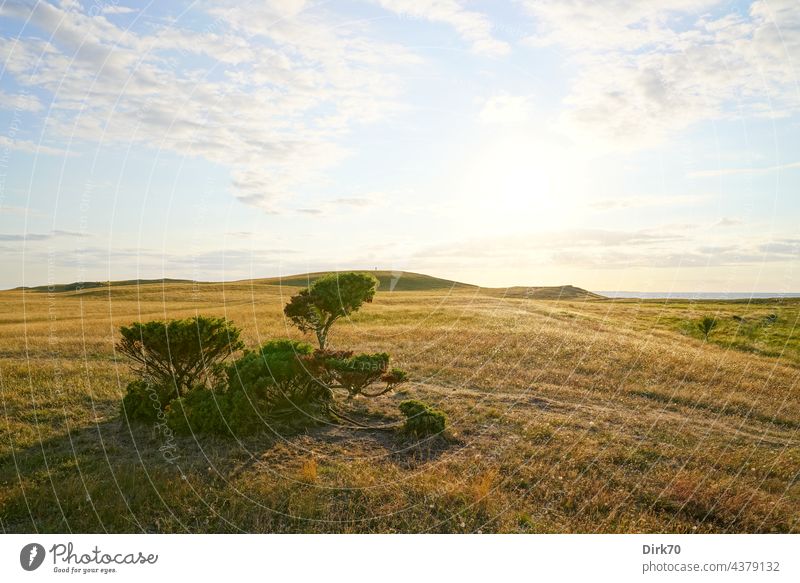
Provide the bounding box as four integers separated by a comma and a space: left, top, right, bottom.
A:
12, 270, 602, 299
246, 270, 475, 292
491, 284, 605, 300
14, 278, 195, 293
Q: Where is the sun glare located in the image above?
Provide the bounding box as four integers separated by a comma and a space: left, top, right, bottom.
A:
456, 131, 580, 232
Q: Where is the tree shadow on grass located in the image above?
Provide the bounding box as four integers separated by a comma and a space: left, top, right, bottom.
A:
1, 405, 463, 533
0, 410, 282, 533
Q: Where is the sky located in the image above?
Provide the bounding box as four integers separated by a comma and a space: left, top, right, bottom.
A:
0, 0, 799, 292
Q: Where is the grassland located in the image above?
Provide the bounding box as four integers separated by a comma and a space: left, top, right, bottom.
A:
0, 274, 798, 533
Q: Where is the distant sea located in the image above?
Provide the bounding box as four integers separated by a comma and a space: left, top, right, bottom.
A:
596, 291, 800, 300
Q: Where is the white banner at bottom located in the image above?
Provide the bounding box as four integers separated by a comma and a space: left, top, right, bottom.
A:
1, 534, 796, 582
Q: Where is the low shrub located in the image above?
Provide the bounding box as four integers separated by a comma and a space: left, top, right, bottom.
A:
166, 387, 289, 437
167, 339, 334, 436
697, 316, 717, 340
133, 334, 409, 437
120, 380, 173, 423
116, 316, 244, 399
314, 350, 407, 398
399, 400, 446, 438
165, 389, 232, 436
228, 339, 333, 413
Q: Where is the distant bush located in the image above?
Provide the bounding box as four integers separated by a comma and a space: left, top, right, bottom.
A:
117, 316, 243, 399
120, 380, 172, 423
697, 316, 718, 341
284, 272, 378, 349
399, 400, 446, 438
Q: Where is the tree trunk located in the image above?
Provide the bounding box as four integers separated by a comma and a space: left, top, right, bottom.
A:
316, 328, 327, 350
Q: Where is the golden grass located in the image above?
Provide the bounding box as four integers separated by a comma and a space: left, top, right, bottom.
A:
0, 282, 797, 533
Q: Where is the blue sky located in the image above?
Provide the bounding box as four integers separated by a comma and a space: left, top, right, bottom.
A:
1, 0, 798, 291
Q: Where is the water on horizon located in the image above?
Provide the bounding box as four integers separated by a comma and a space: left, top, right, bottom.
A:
596, 291, 800, 300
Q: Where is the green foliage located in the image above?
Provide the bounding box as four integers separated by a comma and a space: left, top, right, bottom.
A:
227, 339, 332, 411
120, 380, 172, 423
399, 400, 446, 438
166, 389, 232, 436
116, 301, 406, 436
116, 316, 244, 398
311, 350, 407, 398
697, 316, 718, 340
323, 352, 387, 396
165, 386, 283, 437
166, 338, 409, 436
168, 339, 331, 436
284, 272, 379, 348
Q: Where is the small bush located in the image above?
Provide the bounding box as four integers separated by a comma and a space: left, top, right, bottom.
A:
166, 389, 233, 436
697, 316, 717, 340
164, 339, 339, 437
116, 316, 244, 399
223, 340, 333, 432
399, 400, 446, 438
120, 380, 172, 423
228, 339, 332, 413
166, 388, 287, 437
315, 351, 407, 398
323, 352, 388, 396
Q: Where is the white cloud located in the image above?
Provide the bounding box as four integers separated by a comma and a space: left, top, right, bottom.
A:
0, 205, 38, 217
690, 160, 800, 178
330, 196, 376, 207
0, 230, 86, 241
413, 227, 798, 270
371, 0, 509, 56
479, 93, 533, 124
715, 217, 743, 227
0, 90, 43, 112
588, 194, 708, 210
0, 136, 74, 156
101, 6, 137, 15
291, 193, 382, 216
0, 0, 417, 210
519, 0, 800, 149
521, 1, 721, 51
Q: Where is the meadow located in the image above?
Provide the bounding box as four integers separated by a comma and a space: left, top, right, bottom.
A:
0, 273, 798, 533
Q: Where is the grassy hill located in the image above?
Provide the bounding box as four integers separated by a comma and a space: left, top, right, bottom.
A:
0, 279, 797, 533
246, 270, 476, 292
15, 278, 195, 293
492, 284, 604, 300
11, 270, 601, 300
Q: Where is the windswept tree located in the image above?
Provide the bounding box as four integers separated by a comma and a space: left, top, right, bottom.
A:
307, 350, 408, 399
284, 272, 379, 349
697, 316, 718, 341
117, 316, 244, 398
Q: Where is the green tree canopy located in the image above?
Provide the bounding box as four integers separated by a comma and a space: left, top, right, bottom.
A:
117, 316, 244, 398
283, 272, 379, 349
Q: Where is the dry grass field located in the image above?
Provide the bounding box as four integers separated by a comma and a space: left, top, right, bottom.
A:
1, 274, 798, 533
